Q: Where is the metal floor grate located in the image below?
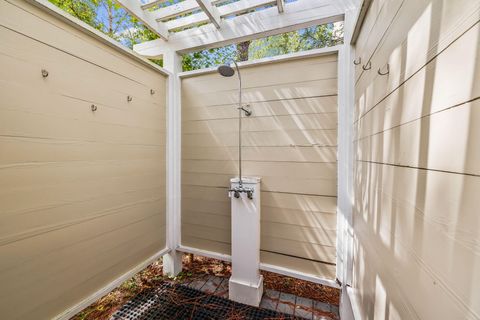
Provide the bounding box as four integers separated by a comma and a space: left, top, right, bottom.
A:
111, 282, 306, 320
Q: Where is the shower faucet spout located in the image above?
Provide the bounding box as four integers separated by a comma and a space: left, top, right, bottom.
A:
228, 186, 254, 199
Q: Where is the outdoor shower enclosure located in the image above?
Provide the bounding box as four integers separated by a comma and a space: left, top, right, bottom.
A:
180, 54, 339, 279
1, 0, 480, 319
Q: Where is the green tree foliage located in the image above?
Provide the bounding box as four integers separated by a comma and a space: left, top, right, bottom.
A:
181, 23, 343, 71
49, 0, 159, 49
49, 0, 342, 71
182, 45, 237, 71
49, 0, 98, 25
49, 0, 162, 65
249, 24, 343, 60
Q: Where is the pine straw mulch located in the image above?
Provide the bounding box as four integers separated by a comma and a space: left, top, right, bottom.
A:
72, 254, 340, 320
112, 282, 303, 320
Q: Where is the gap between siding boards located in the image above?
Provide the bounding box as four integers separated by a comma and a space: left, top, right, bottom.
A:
355, 20, 480, 122
357, 160, 480, 178
181, 186, 338, 198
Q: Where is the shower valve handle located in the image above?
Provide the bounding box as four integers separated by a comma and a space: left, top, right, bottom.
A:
228, 186, 254, 200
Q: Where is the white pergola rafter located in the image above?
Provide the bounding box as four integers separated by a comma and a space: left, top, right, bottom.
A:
134, 0, 293, 35
276, 0, 284, 13
195, 0, 222, 28
115, 0, 169, 40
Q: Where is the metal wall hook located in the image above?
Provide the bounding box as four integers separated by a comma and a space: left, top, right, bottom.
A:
238, 104, 252, 117
378, 64, 390, 75
150, 89, 155, 95
362, 61, 372, 71
41, 69, 49, 78
91, 104, 97, 112
127, 95, 133, 102
353, 57, 362, 65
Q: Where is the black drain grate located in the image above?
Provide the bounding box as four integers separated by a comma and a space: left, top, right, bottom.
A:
111, 282, 304, 320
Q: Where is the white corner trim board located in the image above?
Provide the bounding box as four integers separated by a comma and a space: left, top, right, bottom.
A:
163, 51, 184, 277
346, 285, 363, 320
53, 248, 171, 320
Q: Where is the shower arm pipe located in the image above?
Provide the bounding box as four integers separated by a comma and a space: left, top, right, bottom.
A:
233, 60, 243, 187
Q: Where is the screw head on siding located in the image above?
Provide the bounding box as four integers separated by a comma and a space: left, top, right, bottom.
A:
41, 69, 49, 78
91, 104, 97, 112
127, 95, 133, 102
150, 89, 155, 95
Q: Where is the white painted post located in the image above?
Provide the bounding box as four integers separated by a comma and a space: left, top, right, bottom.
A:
163, 50, 183, 277
228, 177, 263, 306
338, 7, 359, 320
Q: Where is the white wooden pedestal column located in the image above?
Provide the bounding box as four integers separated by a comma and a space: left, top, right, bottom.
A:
228, 177, 263, 306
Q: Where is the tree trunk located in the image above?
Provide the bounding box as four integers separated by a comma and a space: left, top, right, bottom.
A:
236, 40, 251, 61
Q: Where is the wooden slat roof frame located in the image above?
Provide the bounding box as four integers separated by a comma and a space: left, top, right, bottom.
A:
113, 0, 351, 54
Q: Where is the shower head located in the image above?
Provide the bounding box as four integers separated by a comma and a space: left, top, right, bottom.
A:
217, 64, 235, 77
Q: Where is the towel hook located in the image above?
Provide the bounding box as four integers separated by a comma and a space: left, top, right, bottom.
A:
127, 95, 133, 102
150, 89, 155, 95
362, 61, 372, 71
378, 64, 390, 75
91, 104, 97, 112
353, 57, 362, 65
41, 69, 49, 78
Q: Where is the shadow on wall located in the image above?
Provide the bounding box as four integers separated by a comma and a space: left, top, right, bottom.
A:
352, 0, 480, 318
180, 55, 340, 278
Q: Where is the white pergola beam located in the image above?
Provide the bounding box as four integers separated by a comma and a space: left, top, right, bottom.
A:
195, 0, 221, 28
115, 0, 169, 40
276, 0, 284, 13
151, 0, 200, 22
134, 0, 344, 54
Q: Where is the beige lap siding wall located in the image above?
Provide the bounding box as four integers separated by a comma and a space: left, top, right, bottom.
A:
0, 1, 168, 319
352, 0, 480, 318
181, 54, 338, 279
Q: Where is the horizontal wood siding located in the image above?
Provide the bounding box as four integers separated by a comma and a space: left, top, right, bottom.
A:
352, 0, 480, 318
0, 1, 167, 319
181, 54, 338, 278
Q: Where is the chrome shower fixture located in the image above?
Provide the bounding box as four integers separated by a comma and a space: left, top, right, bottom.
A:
229, 186, 254, 199
217, 60, 252, 188
217, 62, 252, 117
217, 64, 235, 77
